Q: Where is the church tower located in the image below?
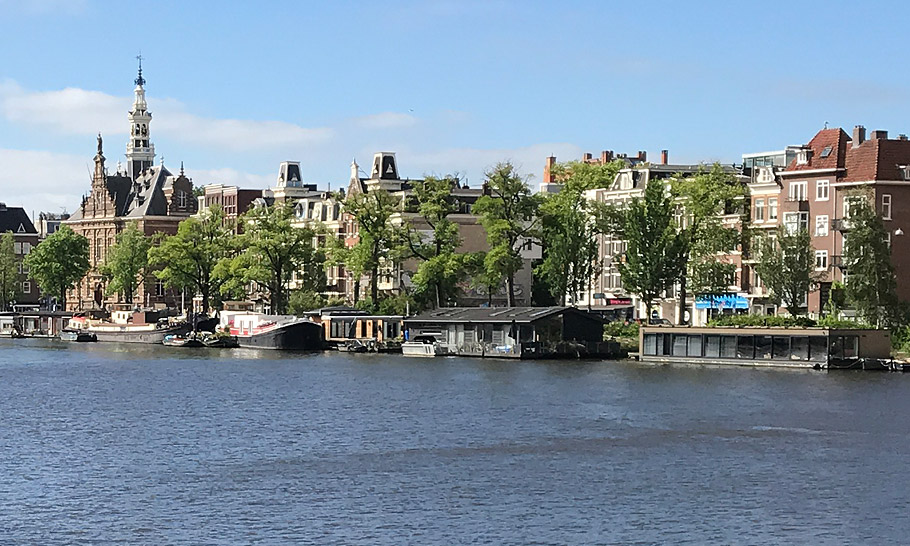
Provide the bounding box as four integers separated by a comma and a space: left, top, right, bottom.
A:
125, 56, 155, 180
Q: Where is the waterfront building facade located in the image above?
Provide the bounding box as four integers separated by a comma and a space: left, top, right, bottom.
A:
0, 204, 40, 308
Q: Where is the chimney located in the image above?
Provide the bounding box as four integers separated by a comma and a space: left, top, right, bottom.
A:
583, 152, 593, 161
852, 125, 866, 148
638, 150, 647, 162
600, 150, 613, 164
871, 129, 889, 140
899, 134, 908, 141
660, 149, 669, 165
544, 156, 556, 183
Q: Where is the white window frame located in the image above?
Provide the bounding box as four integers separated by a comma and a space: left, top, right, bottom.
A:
882, 193, 892, 220
768, 198, 778, 221
789, 181, 807, 201
844, 196, 864, 219
815, 215, 829, 237
754, 199, 765, 222
22, 281, 30, 294
816, 180, 830, 201
815, 250, 828, 271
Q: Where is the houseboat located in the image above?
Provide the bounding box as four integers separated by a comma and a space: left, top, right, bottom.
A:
638, 325, 893, 370
403, 307, 621, 359
302, 306, 403, 352
219, 310, 322, 350
81, 308, 190, 344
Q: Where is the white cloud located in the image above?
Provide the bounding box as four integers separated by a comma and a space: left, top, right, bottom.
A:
351, 112, 419, 129
0, 148, 91, 214
0, 80, 334, 152
184, 167, 273, 190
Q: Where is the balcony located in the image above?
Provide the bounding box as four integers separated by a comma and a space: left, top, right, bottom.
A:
830, 255, 847, 271
831, 218, 851, 232
783, 197, 810, 212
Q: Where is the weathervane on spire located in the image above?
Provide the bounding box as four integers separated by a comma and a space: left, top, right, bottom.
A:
135, 53, 146, 87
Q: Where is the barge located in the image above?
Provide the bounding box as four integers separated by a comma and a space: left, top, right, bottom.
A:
638, 326, 893, 370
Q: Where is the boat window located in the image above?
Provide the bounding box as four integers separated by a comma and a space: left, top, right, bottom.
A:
704, 335, 720, 358
737, 336, 755, 359
756, 335, 773, 359
672, 334, 688, 356
772, 336, 791, 360
720, 336, 737, 358
643, 333, 658, 355
790, 336, 809, 360
687, 335, 702, 357
809, 336, 827, 360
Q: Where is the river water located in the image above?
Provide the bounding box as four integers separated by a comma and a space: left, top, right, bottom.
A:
1, 339, 908, 544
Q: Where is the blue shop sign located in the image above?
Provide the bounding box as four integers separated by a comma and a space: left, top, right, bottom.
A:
695, 294, 749, 310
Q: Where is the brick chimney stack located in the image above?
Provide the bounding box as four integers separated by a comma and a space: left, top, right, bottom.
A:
600, 150, 613, 164
660, 149, 669, 165
544, 156, 556, 183
637, 151, 647, 162
583, 152, 593, 161
853, 125, 866, 148
871, 129, 889, 140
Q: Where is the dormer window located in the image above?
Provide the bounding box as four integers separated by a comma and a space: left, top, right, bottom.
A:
899, 165, 910, 181
796, 149, 812, 165
177, 191, 187, 208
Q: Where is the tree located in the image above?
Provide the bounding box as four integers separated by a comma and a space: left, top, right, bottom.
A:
537, 160, 623, 306
843, 196, 900, 327
343, 189, 403, 307
473, 162, 541, 306
0, 232, 19, 311
754, 226, 822, 316
24, 225, 89, 311
673, 164, 747, 324
405, 175, 466, 309
148, 205, 234, 314
464, 251, 503, 307
225, 202, 324, 315
100, 223, 150, 304
606, 178, 686, 318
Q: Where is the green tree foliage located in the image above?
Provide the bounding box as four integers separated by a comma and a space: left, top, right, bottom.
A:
100, 223, 150, 304
537, 160, 623, 306
342, 189, 403, 307
148, 205, 234, 314
24, 225, 89, 311
753, 226, 823, 316
225, 202, 325, 315
606, 178, 686, 317
0, 232, 19, 311
405, 175, 466, 309
473, 162, 541, 306
287, 289, 326, 315
673, 164, 747, 322
464, 251, 503, 307
843, 196, 900, 327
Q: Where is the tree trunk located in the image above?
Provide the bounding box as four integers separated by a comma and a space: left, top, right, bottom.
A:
435, 282, 441, 309
353, 278, 361, 304
678, 272, 687, 325
60, 285, 67, 312
506, 274, 515, 307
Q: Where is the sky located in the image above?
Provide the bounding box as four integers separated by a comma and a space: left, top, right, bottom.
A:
1, 0, 909, 216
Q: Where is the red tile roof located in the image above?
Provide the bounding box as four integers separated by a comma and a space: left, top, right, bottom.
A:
784, 128, 849, 173
842, 138, 910, 182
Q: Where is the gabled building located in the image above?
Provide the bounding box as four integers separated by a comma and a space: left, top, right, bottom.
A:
64, 63, 197, 311
0, 203, 40, 307
773, 125, 910, 315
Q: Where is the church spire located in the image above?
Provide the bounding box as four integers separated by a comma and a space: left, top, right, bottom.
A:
126, 54, 155, 180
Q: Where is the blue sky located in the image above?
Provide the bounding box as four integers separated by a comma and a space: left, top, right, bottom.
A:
0, 0, 907, 214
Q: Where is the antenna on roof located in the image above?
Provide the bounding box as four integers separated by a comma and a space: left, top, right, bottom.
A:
824, 121, 829, 129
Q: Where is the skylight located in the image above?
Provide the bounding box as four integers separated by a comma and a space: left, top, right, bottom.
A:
820, 146, 833, 158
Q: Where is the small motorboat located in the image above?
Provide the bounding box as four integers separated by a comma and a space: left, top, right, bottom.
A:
338, 339, 369, 353
201, 333, 239, 348
162, 334, 205, 348
401, 335, 446, 357
60, 329, 97, 342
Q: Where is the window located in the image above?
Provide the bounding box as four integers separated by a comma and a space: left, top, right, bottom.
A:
844, 196, 864, 219
789, 181, 807, 201
22, 281, 30, 294
784, 212, 808, 234
155, 279, 165, 297
768, 198, 778, 220
815, 250, 828, 270
815, 215, 829, 237
816, 180, 830, 201
23, 242, 31, 254
882, 193, 892, 220
754, 199, 765, 222
13, 242, 21, 255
